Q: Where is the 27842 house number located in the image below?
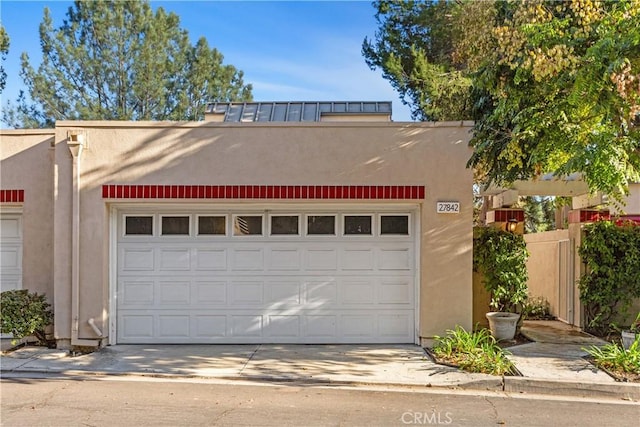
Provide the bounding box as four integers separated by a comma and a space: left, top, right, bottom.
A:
436, 202, 460, 214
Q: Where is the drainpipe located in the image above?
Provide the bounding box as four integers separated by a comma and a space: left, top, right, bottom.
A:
67, 131, 99, 347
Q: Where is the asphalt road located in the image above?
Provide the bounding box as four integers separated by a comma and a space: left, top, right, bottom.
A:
1, 374, 638, 427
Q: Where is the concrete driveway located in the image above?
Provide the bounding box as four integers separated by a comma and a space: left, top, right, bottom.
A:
1, 344, 501, 388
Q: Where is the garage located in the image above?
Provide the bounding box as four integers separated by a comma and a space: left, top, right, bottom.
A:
0, 212, 23, 293
115, 206, 417, 344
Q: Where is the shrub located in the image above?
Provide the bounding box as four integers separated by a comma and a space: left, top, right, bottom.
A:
584, 339, 640, 375
578, 220, 640, 336
522, 296, 554, 320
473, 226, 529, 313
432, 326, 517, 376
0, 289, 53, 345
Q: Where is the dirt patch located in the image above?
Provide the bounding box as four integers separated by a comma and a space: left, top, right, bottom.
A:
583, 356, 640, 383
424, 347, 521, 377
496, 333, 532, 349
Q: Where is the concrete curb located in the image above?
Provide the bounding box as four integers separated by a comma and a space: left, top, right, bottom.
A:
503, 377, 640, 401
2, 367, 637, 401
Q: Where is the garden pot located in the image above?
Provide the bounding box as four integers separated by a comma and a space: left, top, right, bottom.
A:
486, 312, 520, 341
621, 330, 638, 350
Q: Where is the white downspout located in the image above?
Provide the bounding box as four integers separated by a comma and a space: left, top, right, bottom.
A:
88, 318, 103, 337
68, 131, 99, 347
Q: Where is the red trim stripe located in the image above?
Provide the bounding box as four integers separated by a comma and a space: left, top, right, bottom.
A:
101, 185, 426, 200
0, 189, 24, 203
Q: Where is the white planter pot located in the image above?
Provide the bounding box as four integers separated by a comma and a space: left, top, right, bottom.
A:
621, 330, 638, 350
486, 312, 520, 341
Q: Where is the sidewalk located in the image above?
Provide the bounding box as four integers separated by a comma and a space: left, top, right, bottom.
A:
2, 321, 639, 401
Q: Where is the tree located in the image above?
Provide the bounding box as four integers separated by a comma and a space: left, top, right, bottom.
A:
362, 0, 496, 121
468, 0, 640, 200
12, 0, 252, 127
0, 24, 8, 93
366, 0, 640, 199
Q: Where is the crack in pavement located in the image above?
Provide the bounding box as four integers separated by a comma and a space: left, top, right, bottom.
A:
238, 344, 260, 375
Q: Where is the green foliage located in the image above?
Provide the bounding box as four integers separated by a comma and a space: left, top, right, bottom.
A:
362, 0, 484, 121
468, 0, 640, 200
8, 0, 252, 127
584, 340, 640, 375
630, 313, 640, 334
0, 290, 53, 345
365, 1, 640, 198
432, 326, 517, 376
522, 295, 554, 320
517, 196, 558, 233
0, 24, 8, 93
474, 226, 529, 313
579, 221, 640, 336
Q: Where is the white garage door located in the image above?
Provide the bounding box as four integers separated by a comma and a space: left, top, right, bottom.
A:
0, 213, 23, 293
116, 207, 417, 344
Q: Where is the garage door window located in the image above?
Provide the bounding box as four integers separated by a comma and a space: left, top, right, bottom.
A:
161, 216, 190, 235
344, 215, 372, 235
198, 216, 226, 235
307, 215, 335, 235
380, 215, 409, 235
125, 216, 153, 235
270, 215, 299, 235
234, 215, 263, 236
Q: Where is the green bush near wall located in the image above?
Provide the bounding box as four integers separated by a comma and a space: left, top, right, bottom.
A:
579, 221, 640, 336
473, 227, 529, 313
0, 289, 53, 345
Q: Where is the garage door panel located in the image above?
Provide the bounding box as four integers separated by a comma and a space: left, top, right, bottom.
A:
1, 214, 23, 296
341, 248, 374, 270
305, 315, 337, 338
121, 248, 154, 272
305, 280, 338, 306
194, 281, 227, 305
341, 281, 375, 304
0, 216, 21, 238
231, 315, 263, 337
159, 248, 190, 270
379, 280, 413, 304
158, 280, 190, 305
267, 281, 301, 305
194, 315, 227, 337
0, 276, 21, 293
232, 248, 264, 270
119, 279, 155, 306
305, 248, 338, 270
117, 209, 416, 344
231, 281, 264, 305
268, 248, 301, 270
342, 315, 374, 337
195, 249, 227, 270
266, 315, 301, 337
120, 315, 154, 339
158, 315, 190, 337
379, 248, 412, 270
379, 314, 412, 338
0, 245, 21, 270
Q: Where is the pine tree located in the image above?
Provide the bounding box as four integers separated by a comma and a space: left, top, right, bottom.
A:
10, 1, 252, 127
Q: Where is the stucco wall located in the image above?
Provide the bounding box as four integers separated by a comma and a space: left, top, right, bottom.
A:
0, 130, 55, 303
44, 120, 474, 343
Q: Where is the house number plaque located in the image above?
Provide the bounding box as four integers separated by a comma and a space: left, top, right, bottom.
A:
436, 202, 460, 214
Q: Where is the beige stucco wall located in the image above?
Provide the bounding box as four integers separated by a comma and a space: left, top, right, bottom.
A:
0, 130, 55, 300
16, 120, 474, 345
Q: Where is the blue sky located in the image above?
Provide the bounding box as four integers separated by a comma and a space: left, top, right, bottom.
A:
0, 0, 414, 122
